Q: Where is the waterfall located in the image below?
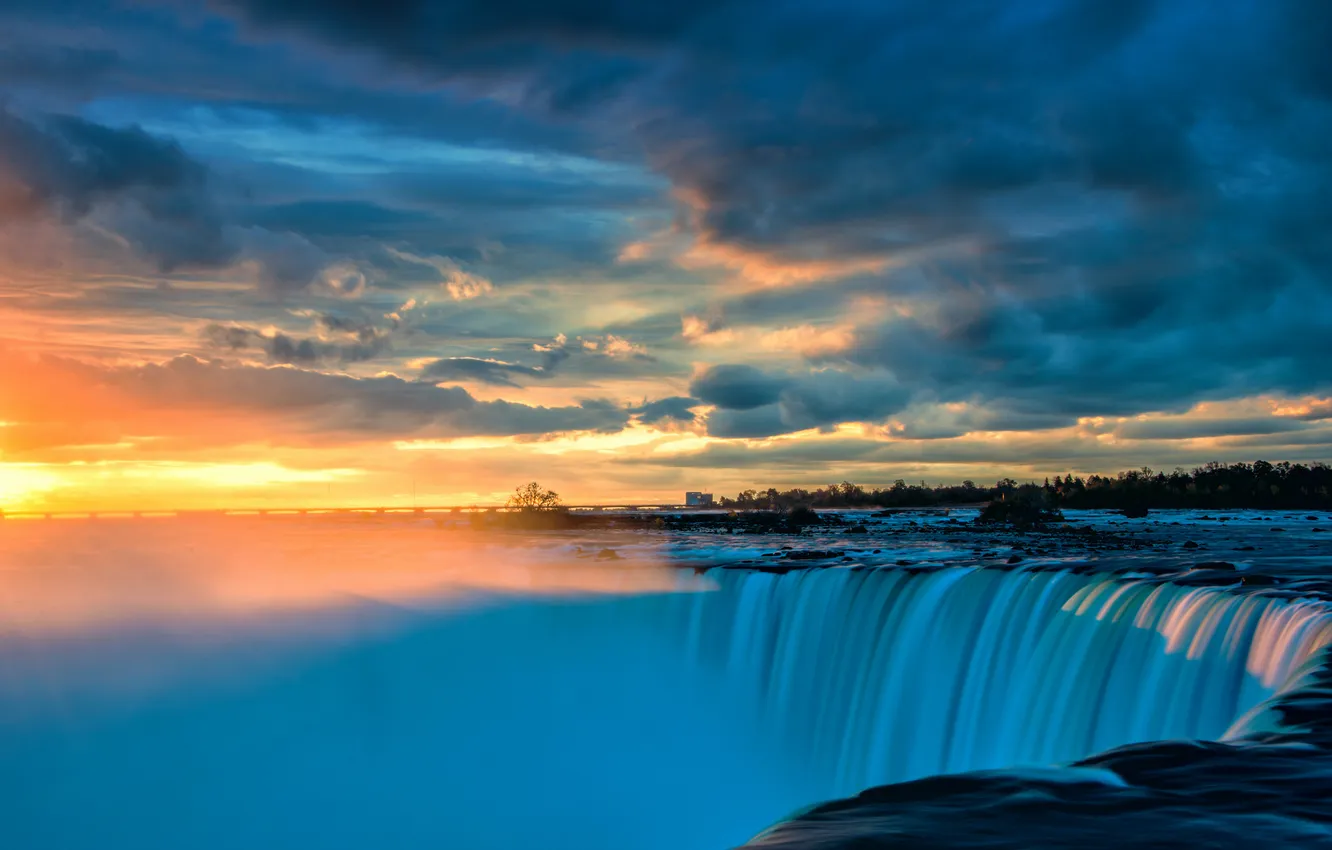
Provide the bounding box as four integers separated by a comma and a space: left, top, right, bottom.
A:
4, 558, 1332, 850
674, 566, 1332, 798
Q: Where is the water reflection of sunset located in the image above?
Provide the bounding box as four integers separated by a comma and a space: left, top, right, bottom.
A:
0, 516, 703, 633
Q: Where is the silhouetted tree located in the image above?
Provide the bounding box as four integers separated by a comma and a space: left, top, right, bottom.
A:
978, 484, 1064, 529
713, 460, 1332, 512
506, 482, 563, 512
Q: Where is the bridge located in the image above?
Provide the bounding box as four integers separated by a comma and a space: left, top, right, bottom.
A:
0, 504, 705, 520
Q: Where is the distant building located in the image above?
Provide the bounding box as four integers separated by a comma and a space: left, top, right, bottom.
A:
685, 491, 714, 507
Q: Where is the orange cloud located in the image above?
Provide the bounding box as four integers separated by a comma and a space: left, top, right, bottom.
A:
681, 318, 854, 358
678, 239, 896, 288
1272, 396, 1332, 420
759, 324, 856, 357
0, 344, 648, 510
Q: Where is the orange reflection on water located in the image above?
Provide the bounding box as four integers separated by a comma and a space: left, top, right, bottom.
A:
0, 515, 699, 633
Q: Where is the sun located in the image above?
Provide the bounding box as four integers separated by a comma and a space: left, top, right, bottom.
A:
0, 464, 64, 510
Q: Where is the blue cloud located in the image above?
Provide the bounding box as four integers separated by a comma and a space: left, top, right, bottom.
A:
3, 0, 1331, 450
631, 396, 698, 424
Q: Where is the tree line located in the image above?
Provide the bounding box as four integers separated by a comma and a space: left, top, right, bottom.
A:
715, 461, 1332, 512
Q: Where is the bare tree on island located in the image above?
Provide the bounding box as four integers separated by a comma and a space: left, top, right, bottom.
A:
506, 482, 564, 512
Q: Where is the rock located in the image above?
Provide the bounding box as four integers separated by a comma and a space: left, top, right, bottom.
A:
1006, 554, 1024, 564
1195, 561, 1237, 571
846, 524, 869, 534
1241, 574, 1280, 586
595, 548, 622, 560
782, 549, 844, 561
1183, 541, 1200, 549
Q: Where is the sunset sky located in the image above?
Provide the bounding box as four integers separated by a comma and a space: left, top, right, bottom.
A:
2, 0, 1331, 511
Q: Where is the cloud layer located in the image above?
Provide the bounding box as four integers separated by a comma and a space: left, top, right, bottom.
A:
1, 0, 1330, 504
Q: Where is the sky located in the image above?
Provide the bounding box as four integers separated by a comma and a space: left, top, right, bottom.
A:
1, 0, 1330, 511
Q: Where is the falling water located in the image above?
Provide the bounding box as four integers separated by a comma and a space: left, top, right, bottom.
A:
675, 566, 1332, 798
3, 549, 1331, 849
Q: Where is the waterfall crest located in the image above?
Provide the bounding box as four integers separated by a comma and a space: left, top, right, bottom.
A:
676, 566, 1332, 797
6, 553, 1332, 850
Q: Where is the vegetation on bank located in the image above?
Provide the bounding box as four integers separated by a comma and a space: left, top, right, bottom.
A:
715, 461, 1332, 512
469, 482, 568, 529
506, 482, 564, 512
976, 486, 1066, 530
457, 463, 1331, 534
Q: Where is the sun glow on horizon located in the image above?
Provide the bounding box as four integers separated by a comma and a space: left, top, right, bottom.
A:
0, 464, 64, 509
0, 461, 366, 513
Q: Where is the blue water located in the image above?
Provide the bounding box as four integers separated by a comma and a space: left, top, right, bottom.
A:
2, 516, 1330, 849
0, 597, 819, 850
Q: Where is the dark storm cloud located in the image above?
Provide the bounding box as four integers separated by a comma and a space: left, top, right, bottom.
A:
219, 163, 652, 288
1115, 416, 1311, 441
3, 0, 1331, 447
473, 397, 627, 436
0, 45, 120, 86
417, 332, 659, 388
314, 313, 381, 335
419, 357, 547, 388
0, 108, 196, 213
0, 0, 604, 156
621, 0, 1192, 261
630, 396, 698, 425
0, 5, 662, 294
1223, 427, 1332, 450
203, 321, 393, 366
890, 406, 1077, 441
841, 276, 1332, 420
213, 0, 724, 63
0, 107, 375, 292
199, 0, 1332, 424
778, 371, 911, 432
0, 106, 231, 268
705, 406, 790, 440
662, 1, 1330, 422
692, 365, 910, 437
690, 365, 787, 411
1284, 0, 1332, 99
